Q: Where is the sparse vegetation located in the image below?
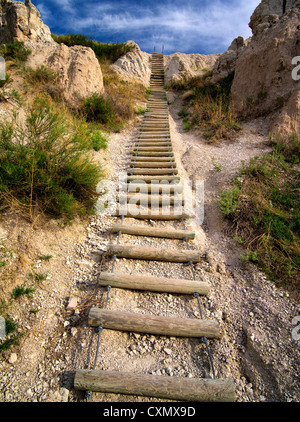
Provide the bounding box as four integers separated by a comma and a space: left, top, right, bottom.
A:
51, 33, 133, 63
0, 41, 31, 64
168, 71, 241, 142
24, 65, 64, 101
0, 314, 22, 352
218, 132, 300, 291
82, 93, 115, 125
11, 282, 35, 299
0, 96, 103, 220
79, 62, 148, 131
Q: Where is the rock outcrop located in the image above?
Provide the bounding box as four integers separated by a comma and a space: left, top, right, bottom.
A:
0, 0, 104, 106
26, 42, 104, 105
231, 0, 300, 136
164, 53, 220, 85
111, 41, 152, 86
0, 0, 53, 44
211, 37, 249, 83
46, 44, 104, 105
249, 0, 300, 35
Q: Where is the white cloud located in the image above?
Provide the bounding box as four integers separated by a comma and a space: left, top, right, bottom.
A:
35, 0, 261, 53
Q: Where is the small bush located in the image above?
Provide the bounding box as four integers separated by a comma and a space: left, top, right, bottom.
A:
0, 41, 31, 63
218, 185, 240, 216
82, 93, 115, 124
91, 130, 108, 151
0, 96, 103, 219
25, 65, 64, 101
11, 282, 35, 299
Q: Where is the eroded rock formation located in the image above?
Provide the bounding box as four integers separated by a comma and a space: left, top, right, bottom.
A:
231, 0, 300, 136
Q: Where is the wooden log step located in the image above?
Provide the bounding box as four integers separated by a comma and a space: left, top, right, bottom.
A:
74, 370, 235, 402
135, 142, 172, 147
106, 244, 200, 262
131, 156, 175, 161
114, 210, 190, 220
138, 133, 170, 137
99, 271, 207, 295
133, 147, 172, 152
132, 151, 174, 157
120, 193, 184, 206
88, 308, 219, 338
126, 175, 179, 182
141, 125, 169, 129
111, 224, 194, 239
126, 175, 179, 180
138, 131, 170, 134
129, 162, 176, 168
123, 182, 182, 192
127, 169, 178, 175
135, 139, 171, 144
134, 143, 172, 148
137, 140, 171, 144
139, 128, 170, 131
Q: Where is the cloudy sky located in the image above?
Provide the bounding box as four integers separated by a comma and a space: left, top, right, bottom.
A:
32, 0, 261, 54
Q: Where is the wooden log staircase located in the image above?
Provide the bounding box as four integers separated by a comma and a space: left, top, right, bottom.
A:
74, 52, 236, 402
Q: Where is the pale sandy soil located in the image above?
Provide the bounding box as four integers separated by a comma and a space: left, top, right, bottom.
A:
0, 93, 299, 405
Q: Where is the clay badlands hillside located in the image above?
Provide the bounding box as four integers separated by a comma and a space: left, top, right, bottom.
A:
0, 0, 299, 404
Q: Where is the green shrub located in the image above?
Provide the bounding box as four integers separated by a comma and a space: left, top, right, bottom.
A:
0, 96, 103, 219
91, 130, 108, 151
11, 282, 35, 299
218, 185, 240, 216
26, 65, 57, 84
82, 93, 115, 124
0, 41, 31, 63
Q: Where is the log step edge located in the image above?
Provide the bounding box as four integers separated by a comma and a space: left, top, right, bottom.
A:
74, 369, 236, 402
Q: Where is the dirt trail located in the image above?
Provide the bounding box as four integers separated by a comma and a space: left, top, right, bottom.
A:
0, 92, 299, 403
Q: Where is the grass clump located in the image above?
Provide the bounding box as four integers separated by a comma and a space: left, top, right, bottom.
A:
11, 282, 35, 299
0, 41, 31, 64
218, 132, 300, 292
0, 96, 103, 220
24, 65, 64, 101
0, 314, 22, 352
168, 71, 241, 142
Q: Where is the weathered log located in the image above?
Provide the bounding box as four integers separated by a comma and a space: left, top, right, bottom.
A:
132, 151, 173, 157
131, 156, 175, 162
88, 308, 219, 338
127, 168, 178, 175
114, 209, 190, 220
111, 224, 194, 239
129, 162, 176, 168
98, 272, 208, 295
133, 147, 172, 152
122, 192, 184, 205
122, 181, 182, 191
74, 370, 235, 402
106, 244, 200, 262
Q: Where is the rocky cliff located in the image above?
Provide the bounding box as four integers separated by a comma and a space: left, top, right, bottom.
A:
231, 0, 300, 136
0, 0, 104, 105
0, 0, 53, 44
